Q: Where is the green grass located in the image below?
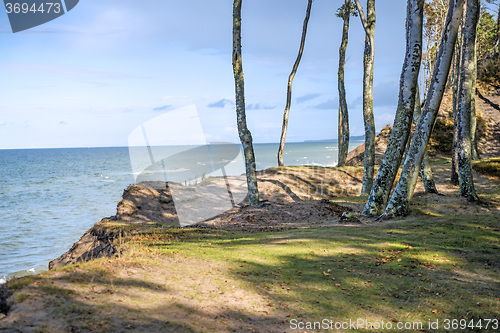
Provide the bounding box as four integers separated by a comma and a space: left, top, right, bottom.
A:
473, 157, 500, 179
124, 215, 499, 328
3, 213, 499, 332
6, 276, 35, 290
14, 293, 28, 303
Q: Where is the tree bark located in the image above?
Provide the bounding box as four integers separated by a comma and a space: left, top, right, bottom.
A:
451, 36, 461, 185
457, 0, 479, 201
278, 0, 313, 167
361, 0, 423, 216
337, 0, 351, 167
381, 0, 465, 218
470, 35, 479, 160
354, 0, 376, 195
414, 85, 439, 194
233, 0, 259, 206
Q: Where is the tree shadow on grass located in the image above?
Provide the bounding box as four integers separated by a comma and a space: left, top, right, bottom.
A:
1, 217, 498, 332
150, 217, 499, 330
0, 263, 287, 332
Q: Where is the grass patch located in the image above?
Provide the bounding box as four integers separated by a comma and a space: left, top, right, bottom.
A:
122, 216, 499, 327
473, 157, 500, 179
6, 276, 35, 290
3, 213, 499, 332
14, 293, 28, 303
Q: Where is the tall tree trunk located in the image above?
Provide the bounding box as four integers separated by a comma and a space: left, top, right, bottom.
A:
451, 36, 461, 185
354, 0, 376, 195
414, 85, 439, 194
361, 0, 423, 216
470, 37, 479, 160
277, 0, 313, 167
337, 0, 351, 167
457, 0, 479, 201
381, 0, 465, 218
233, 0, 259, 206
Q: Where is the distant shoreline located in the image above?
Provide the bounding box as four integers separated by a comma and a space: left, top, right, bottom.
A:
0, 140, 367, 151
303, 136, 365, 143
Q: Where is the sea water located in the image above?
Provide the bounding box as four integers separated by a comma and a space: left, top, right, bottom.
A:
0, 141, 363, 282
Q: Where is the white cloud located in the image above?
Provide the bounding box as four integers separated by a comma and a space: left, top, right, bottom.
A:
153, 105, 173, 112
295, 93, 321, 104
375, 111, 396, 129
314, 99, 338, 110
246, 103, 275, 110
208, 99, 234, 108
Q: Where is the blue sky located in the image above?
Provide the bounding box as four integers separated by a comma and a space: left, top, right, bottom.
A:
0, 0, 407, 149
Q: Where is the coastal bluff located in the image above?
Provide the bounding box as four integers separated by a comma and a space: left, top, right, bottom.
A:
49, 86, 500, 270
48, 168, 365, 269
48, 223, 125, 270
49, 181, 179, 270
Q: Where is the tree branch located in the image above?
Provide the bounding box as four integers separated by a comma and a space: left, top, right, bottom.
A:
354, 0, 369, 34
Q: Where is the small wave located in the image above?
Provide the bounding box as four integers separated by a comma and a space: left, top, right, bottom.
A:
166, 168, 190, 173
3, 265, 48, 282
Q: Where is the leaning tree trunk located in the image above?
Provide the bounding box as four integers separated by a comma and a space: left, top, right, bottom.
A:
354, 0, 376, 195
361, 0, 423, 216
457, 0, 479, 201
414, 85, 439, 194
337, 0, 351, 167
277, 0, 313, 167
233, 0, 259, 206
381, 0, 465, 218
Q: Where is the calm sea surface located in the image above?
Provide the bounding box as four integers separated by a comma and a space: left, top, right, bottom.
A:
0, 141, 363, 282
